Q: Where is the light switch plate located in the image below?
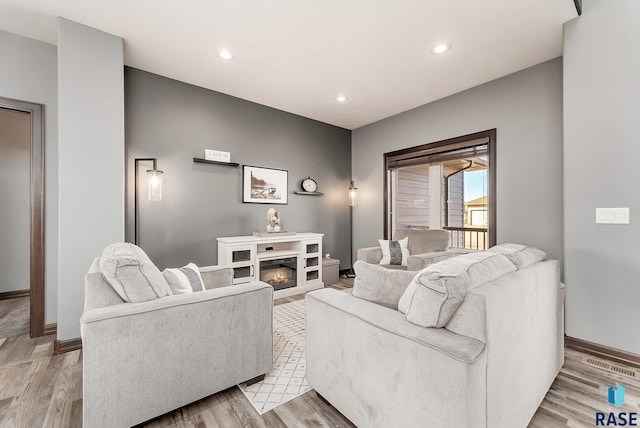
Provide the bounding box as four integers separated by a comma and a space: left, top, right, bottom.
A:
595, 208, 630, 224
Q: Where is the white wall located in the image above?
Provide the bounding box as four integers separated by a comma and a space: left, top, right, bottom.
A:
564, 0, 640, 354
352, 58, 564, 266
0, 109, 30, 293
0, 30, 58, 324
57, 18, 124, 340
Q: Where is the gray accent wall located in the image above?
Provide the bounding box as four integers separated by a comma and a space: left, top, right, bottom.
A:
125, 68, 351, 270
0, 30, 58, 324
0, 109, 30, 293
352, 58, 564, 267
564, 0, 640, 354
57, 19, 125, 340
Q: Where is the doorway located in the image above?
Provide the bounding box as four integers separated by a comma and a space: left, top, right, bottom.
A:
0, 97, 45, 338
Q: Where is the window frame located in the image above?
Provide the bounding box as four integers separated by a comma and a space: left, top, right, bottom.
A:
383, 129, 496, 247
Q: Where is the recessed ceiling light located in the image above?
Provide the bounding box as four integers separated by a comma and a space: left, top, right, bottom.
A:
432, 43, 451, 54
219, 50, 234, 60
336, 95, 347, 103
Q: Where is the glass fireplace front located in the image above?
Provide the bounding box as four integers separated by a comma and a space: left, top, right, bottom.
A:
260, 257, 297, 291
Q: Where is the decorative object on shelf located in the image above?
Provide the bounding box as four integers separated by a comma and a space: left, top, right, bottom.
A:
293, 176, 324, 196
204, 149, 231, 163
266, 208, 281, 232
134, 158, 164, 245
192, 157, 239, 167
346, 180, 358, 278
243, 165, 288, 204
301, 176, 317, 192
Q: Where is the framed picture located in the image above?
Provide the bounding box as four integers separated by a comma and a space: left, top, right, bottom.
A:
243, 165, 288, 204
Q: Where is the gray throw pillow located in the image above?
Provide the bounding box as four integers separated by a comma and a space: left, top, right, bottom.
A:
352, 260, 416, 309
100, 242, 172, 303
487, 243, 547, 270
378, 237, 409, 266
399, 252, 516, 328
163, 263, 205, 294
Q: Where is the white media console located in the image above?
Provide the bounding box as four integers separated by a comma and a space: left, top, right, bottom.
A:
217, 232, 324, 299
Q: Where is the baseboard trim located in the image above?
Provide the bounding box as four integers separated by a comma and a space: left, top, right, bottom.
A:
54, 337, 82, 355
0, 289, 30, 300
565, 335, 640, 369
43, 323, 57, 336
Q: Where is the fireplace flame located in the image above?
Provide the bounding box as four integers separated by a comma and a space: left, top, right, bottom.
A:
267, 268, 291, 284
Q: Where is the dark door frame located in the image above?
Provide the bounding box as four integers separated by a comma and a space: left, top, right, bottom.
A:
0, 97, 45, 337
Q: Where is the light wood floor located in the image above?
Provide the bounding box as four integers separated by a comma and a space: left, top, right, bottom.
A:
0, 296, 30, 338
1, 278, 638, 427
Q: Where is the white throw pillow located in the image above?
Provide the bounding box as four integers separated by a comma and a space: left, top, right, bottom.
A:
487, 243, 547, 270
163, 263, 205, 294
398, 252, 516, 328
378, 237, 410, 266
99, 242, 173, 303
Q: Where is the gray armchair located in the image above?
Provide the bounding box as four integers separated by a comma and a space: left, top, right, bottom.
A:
357, 228, 470, 271
81, 255, 273, 427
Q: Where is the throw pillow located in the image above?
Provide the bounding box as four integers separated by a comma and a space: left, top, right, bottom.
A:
99, 242, 173, 303
352, 260, 417, 309
398, 252, 516, 328
163, 263, 206, 294
378, 237, 410, 266
487, 243, 547, 270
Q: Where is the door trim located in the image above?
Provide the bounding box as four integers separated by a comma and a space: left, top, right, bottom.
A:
0, 97, 45, 337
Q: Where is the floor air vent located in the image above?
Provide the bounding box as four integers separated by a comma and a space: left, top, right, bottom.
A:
582, 356, 639, 379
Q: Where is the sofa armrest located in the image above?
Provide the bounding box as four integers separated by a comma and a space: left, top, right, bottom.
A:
306, 289, 486, 428
81, 281, 273, 427
199, 265, 234, 289
357, 246, 382, 264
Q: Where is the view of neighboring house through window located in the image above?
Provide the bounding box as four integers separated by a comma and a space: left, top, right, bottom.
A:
384, 130, 495, 250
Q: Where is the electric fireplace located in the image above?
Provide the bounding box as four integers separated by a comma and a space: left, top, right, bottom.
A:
260, 257, 297, 291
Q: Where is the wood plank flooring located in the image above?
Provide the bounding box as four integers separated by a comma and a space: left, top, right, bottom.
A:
1, 278, 638, 427
0, 296, 30, 339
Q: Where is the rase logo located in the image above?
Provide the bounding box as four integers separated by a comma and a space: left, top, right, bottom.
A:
596, 383, 638, 426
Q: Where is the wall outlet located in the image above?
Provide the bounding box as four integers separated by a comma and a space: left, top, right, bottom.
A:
325, 253, 330, 258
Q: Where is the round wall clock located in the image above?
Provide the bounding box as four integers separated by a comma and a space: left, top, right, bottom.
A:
301, 177, 318, 192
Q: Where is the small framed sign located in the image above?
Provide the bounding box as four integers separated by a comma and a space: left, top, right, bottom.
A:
204, 149, 231, 163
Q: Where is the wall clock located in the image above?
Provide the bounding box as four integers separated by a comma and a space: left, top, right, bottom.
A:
301, 176, 318, 192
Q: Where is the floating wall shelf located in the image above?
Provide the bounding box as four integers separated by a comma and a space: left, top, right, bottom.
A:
193, 157, 239, 167
293, 190, 324, 196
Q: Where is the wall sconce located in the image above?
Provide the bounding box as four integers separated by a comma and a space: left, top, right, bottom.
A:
348, 180, 358, 207
134, 158, 163, 245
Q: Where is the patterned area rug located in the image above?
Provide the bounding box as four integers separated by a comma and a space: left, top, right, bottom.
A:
238, 299, 311, 414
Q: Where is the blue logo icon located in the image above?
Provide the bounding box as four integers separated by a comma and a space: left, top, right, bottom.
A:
608, 383, 625, 408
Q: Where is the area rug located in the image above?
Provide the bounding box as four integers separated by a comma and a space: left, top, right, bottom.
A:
238, 299, 312, 414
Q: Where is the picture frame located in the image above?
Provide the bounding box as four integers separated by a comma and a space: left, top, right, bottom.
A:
243, 165, 288, 204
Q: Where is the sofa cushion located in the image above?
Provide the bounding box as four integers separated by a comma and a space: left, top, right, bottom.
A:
398, 252, 516, 328
378, 237, 409, 266
352, 260, 416, 309
163, 263, 205, 294
487, 243, 546, 270
99, 242, 172, 303
392, 228, 449, 255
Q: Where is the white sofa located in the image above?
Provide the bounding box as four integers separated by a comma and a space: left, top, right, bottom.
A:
306, 248, 564, 428
81, 255, 273, 427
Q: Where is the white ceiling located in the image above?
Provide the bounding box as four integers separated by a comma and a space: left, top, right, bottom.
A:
0, 0, 577, 130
